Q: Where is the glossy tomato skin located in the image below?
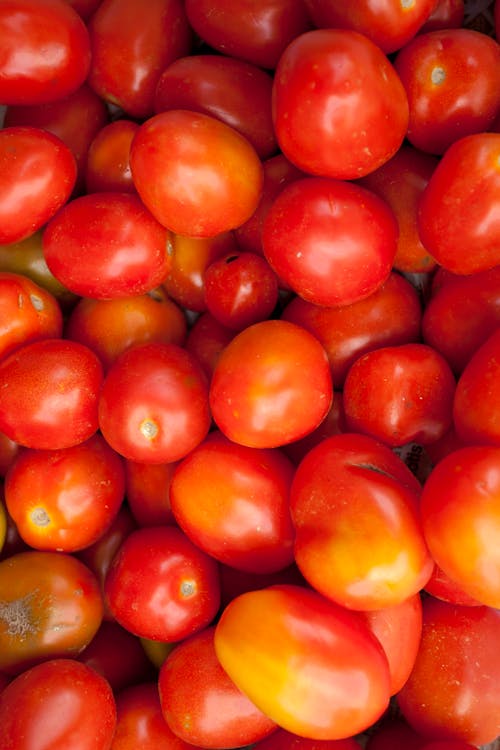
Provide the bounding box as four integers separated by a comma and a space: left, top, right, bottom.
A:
397, 597, 500, 745
87, 0, 192, 118
418, 0, 464, 32
42, 192, 172, 299
0, 0, 91, 105
158, 625, 277, 748
272, 29, 409, 179
209, 319, 333, 449
365, 717, 426, 750
290, 433, 433, 611
184, 312, 235, 379
420, 446, 500, 608
124, 460, 177, 527
98, 342, 211, 464
0, 338, 103, 450
417, 133, 500, 274
262, 177, 398, 307
104, 525, 220, 642
4, 433, 125, 553
169, 431, 296, 574
394, 29, 500, 154
0, 550, 103, 674
214, 584, 391, 740
130, 110, 264, 238
85, 119, 139, 194
0, 658, 116, 750
0, 127, 77, 245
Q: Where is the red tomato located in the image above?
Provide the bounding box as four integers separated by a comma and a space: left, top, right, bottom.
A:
0, 126, 77, 245
424, 563, 482, 608
365, 717, 426, 750
0, 338, 103, 450
184, 312, 235, 380
104, 525, 220, 642
272, 29, 409, 179
418, 0, 464, 32
98, 342, 211, 464
417, 132, 500, 274
4, 434, 125, 553
419, 742, 477, 750
129, 110, 264, 238
87, 0, 192, 118
397, 597, 500, 745
0, 0, 91, 105
124, 460, 177, 527
159, 625, 277, 748
209, 319, 333, 449
214, 584, 391, 740
420, 445, 500, 608
254, 729, 362, 749
85, 119, 139, 194
342, 343, 456, 447
282, 395, 346, 466
42, 192, 172, 299
0, 550, 103, 674
169, 431, 296, 573
0, 658, 116, 750
262, 177, 398, 307
304, 0, 436, 54
65, 0, 103, 19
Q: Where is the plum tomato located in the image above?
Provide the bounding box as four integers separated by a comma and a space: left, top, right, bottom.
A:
214, 584, 391, 740
253, 728, 363, 749
272, 28, 409, 179
124, 460, 176, 527
209, 319, 333, 449
419, 0, 464, 32
184, 312, 235, 380
84, 119, 139, 194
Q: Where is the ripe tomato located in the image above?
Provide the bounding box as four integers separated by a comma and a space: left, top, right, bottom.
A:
254, 729, 363, 749
184, 311, 235, 379
272, 29, 409, 179
0, 550, 103, 674
158, 625, 277, 748
129, 110, 264, 238
84, 119, 139, 194
209, 319, 333, 449
365, 717, 426, 750
214, 584, 391, 740
0, 658, 116, 750
124, 460, 177, 527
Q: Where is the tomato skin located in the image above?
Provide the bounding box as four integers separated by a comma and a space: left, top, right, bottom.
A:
184, 312, 235, 380
98, 342, 211, 464
85, 119, 139, 195
420, 445, 500, 608
43, 192, 172, 300
262, 177, 398, 307
290, 433, 432, 611
424, 564, 482, 608
87, 0, 192, 119
397, 598, 500, 745
104, 525, 221, 642
0, 126, 77, 245
0, 658, 116, 750
418, 0, 464, 32
209, 319, 333, 449
130, 110, 264, 238
0, 0, 91, 105
272, 29, 409, 180
254, 729, 362, 749
417, 132, 500, 275
365, 718, 426, 750
0, 551, 103, 674
124, 460, 177, 527
214, 584, 391, 740
158, 626, 277, 748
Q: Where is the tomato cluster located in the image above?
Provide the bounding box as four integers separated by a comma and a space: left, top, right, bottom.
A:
1, 1, 500, 749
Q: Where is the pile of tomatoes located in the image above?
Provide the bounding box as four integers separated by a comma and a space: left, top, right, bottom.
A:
1, 0, 500, 748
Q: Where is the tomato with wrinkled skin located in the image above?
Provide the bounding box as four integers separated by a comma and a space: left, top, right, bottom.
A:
214, 584, 391, 740
0, 658, 116, 750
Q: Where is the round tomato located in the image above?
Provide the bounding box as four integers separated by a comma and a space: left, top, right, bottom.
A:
124, 460, 177, 527
84, 118, 139, 194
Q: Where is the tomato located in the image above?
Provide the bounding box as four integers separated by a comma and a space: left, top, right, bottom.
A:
420, 445, 500, 608
418, 0, 464, 32
419, 742, 477, 750
254, 730, 363, 749
219, 562, 307, 610
209, 319, 333, 449
87, 0, 192, 119
104, 525, 221, 642
65, 0, 103, 19
417, 132, 500, 274
214, 584, 391, 740
158, 625, 277, 748
0, 658, 116, 750
262, 177, 398, 307
98, 342, 211, 464
281, 395, 346, 466
154, 54, 277, 159
0, 0, 91, 105
42, 192, 172, 299
124, 460, 177, 527
0, 550, 103, 674
169, 431, 296, 573
342, 343, 456, 448
130, 110, 264, 238
424, 563, 482, 607
272, 29, 409, 179
365, 717, 426, 750
397, 597, 500, 745
85, 119, 139, 194
4, 434, 125, 553
184, 0, 312, 70
290, 434, 432, 611
281, 271, 422, 389
0, 126, 77, 245
184, 312, 235, 379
